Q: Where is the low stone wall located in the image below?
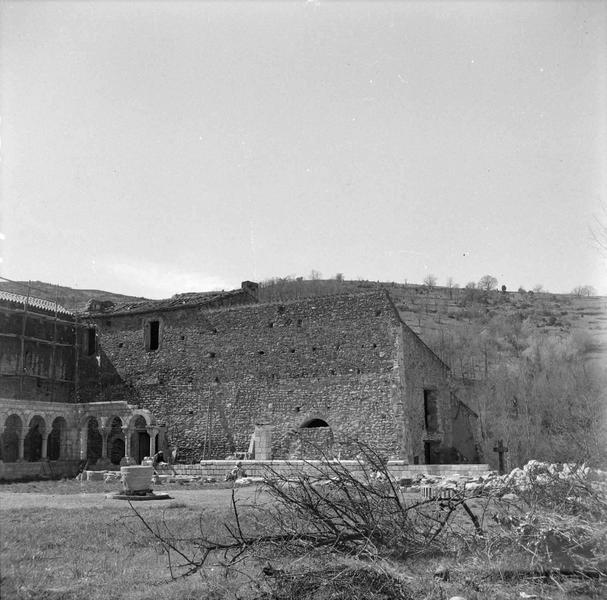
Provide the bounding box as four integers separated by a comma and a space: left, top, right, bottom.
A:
180, 460, 490, 480
0, 459, 80, 481
387, 462, 491, 479
0, 459, 491, 482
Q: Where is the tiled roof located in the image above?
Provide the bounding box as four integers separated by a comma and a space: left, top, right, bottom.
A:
0, 291, 73, 316
85, 288, 251, 316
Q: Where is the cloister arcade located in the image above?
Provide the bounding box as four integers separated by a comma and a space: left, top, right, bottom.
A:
0, 400, 158, 476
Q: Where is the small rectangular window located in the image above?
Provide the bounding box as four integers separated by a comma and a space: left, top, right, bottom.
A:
423, 389, 438, 432
85, 327, 96, 356
145, 320, 160, 351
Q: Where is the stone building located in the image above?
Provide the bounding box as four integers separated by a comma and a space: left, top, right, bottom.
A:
0, 282, 479, 479
79, 284, 479, 464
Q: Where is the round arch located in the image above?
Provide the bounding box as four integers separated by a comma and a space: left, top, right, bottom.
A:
130, 415, 150, 464
125, 410, 154, 429
48, 417, 68, 461
300, 418, 330, 429
85, 417, 103, 464
294, 417, 334, 459
1, 414, 23, 463
24, 415, 46, 462
108, 416, 125, 465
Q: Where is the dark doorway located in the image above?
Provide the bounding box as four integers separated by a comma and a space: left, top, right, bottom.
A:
86, 327, 96, 355
110, 438, 125, 465
136, 432, 150, 463
296, 418, 333, 459
48, 417, 67, 461
87, 418, 103, 464
47, 429, 60, 461
108, 417, 124, 465
24, 417, 45, 462
302, 418, 329, 428
131, 416, 150, 463
424, 440, 440, 465
423, 389, 438, 432
2, 415, 22, 462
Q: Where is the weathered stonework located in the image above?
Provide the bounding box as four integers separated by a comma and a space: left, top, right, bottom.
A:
80, 290, 479, 463
1, 283, 480, 479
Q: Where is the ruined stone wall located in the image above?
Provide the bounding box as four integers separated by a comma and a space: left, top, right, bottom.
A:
81, 293, 413, 461
399, 322, 465, 462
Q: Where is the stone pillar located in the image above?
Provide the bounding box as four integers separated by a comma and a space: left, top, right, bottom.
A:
18, 432, 25, 462
254, 424, 273, 460
147, 427, 158, 456
121, 427, 134, 464
101, 429, 109, 460
79, 427, 88, 460
41, 434, 48, 460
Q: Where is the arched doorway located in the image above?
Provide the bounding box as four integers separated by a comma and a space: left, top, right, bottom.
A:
108, 417, 125, 465
130, 416, 150, 464
302, 418, 330, 428
48, 417, 67, 461
86, 418, 103, 464
24, 416, 46, 462
1, 415, 23, 462
294, 418, 334, 459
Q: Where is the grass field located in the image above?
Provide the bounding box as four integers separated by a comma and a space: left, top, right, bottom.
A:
1, 479, 606, 599
1, 479, 268, 599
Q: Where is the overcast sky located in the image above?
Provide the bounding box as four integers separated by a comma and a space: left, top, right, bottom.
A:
1, 1, 605, 298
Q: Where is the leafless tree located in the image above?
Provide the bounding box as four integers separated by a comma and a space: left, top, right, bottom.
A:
423, 273, 437, 290
572, 285, 596, 297
478, 275, 498, 292
446, 276, 458, 299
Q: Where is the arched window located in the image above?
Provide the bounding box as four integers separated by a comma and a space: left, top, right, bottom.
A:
301, 418, 330, 428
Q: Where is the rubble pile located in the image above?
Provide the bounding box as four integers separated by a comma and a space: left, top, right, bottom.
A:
401, 460, 607, 501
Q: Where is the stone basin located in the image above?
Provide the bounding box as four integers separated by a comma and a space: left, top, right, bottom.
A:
120, 465, 154, 494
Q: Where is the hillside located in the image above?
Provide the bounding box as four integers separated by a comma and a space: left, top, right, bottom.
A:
0, 279, 147, 313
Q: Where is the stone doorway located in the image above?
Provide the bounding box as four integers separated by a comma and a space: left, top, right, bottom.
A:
292, 418, 334, 459
130, 416, 150, 464
424, 440, 440, 465
108, 417, 125, 465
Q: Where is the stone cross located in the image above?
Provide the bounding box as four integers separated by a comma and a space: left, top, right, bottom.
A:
493, 439, 508, 475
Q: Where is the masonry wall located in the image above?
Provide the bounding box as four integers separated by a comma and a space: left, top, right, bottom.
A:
81, 293, 418, 461
399, 322, 475, 462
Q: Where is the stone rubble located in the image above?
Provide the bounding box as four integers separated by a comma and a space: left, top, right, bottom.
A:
398, 460, 606, 499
